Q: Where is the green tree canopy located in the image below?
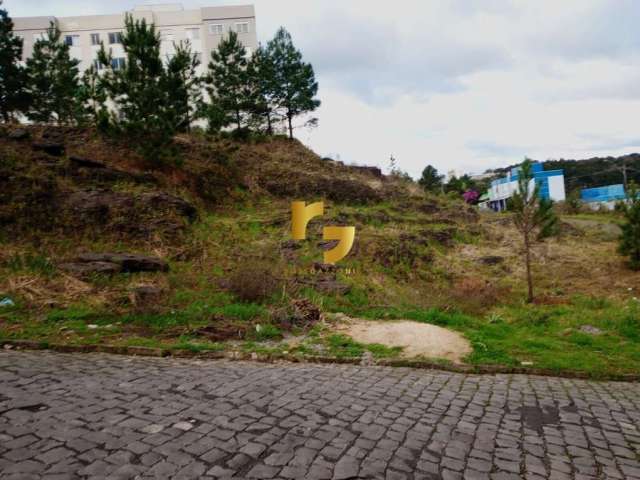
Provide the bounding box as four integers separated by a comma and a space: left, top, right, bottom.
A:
97, 14, 175, 162
0, 0, 27, 122
418, 165, 444, 192
206, 30, 248, 131
25, 22, 81, 124
268, 27, 320, 139
163, 41, 201, 132
618, 183, 640, 270
247, 44, 278, 134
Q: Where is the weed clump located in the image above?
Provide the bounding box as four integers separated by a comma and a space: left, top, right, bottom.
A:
227, 262, 280, 303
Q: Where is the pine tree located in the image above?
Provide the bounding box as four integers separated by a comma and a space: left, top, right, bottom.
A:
418, 165, 444, 193
206, 31, 248, 131
163, 41, 201, 132
268, 27, 320, 139
247, 44, 278, 134
0, 0, 27, 122
25, 22, 81, 125
618, 183, 640, 270
511, 159, 558, 303
97, 14, 174, 162
77, 65, 108, 127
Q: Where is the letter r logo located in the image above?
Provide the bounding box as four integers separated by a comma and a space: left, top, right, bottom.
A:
291, 201, 324, 240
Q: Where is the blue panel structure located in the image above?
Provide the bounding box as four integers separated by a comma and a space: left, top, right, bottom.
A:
580, 184, 626, 203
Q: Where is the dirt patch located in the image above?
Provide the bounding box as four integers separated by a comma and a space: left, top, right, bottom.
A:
336, 317, 472, 363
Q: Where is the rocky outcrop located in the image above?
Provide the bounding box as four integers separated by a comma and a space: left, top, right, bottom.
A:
32, 140, 64, 157
8, 129, 29, 140
76, 253, 169, 272
262, 175, 382, 204
68, 156, 157, 185
60, 253, 169, 277
62, 189, 197, 236
349, 165, 383, 178
59, 261, 121, 276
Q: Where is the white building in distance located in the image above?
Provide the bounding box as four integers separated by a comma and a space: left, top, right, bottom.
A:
12, 4, 258, 76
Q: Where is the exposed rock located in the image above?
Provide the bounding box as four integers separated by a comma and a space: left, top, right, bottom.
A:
68, 156, 107, 169
479, 256, 505, 266
32, 141, 65, 157
317, 240, 339, 251
61, 189, 197, 236
59, 261, 121, 276
350, 165, 383, 178
138, 192, 198, 221
579, 325, 603, 336
65, 190, 134, 218
8, 129, 29, 140
76, 253, 169, 273
262, 175, 382, 204
68, 156, 157, 185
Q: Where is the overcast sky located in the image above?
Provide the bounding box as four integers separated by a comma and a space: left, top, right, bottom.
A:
6, 0, 640, 178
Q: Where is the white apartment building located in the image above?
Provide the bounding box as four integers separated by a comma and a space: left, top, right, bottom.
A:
12, 4, 258, 76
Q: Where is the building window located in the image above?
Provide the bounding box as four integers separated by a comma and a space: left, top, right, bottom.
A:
185, 28, 200, 40
160, 29, 175, 42
90, 33, 100, 45
64, 35, 80, 47
92, 59, 102, 71
108, 32, 123, 44
208, 24, 223, 35
111, 57, 125, 70
235, 22, 249, 34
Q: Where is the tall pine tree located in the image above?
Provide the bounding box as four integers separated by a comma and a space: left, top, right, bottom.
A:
0, 0, 27, 122
97, 14, 174, 162
268, 27, 320, 139
206, 31, 249, 131
25, 22, 81, 125
163, 41, 201, 132
247, 44, 278, 134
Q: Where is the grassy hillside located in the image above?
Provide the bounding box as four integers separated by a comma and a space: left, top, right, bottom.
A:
1, 126, 639, 377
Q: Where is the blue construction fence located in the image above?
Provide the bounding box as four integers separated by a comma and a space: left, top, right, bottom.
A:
580, 184, 626, 203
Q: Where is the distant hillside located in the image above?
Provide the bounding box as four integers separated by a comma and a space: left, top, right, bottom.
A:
491, 153, 640, 193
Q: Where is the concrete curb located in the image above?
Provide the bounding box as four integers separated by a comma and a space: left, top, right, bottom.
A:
1, 339, 638, 382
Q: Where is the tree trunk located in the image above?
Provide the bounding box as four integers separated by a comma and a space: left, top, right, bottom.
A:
236, 108, 241, 131
287, 115, 293, 139
524, 231, 534, 303
266, 114, 272, 135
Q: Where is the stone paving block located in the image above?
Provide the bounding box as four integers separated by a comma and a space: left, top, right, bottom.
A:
2, 351, 640, 479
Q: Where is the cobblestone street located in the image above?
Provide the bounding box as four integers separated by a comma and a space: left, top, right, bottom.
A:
1, 351, 640, 479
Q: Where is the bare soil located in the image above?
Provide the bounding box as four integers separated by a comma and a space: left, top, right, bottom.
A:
336, 317, 472, 363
